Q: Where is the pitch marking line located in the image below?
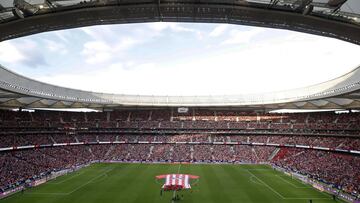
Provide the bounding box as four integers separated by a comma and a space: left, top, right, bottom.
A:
172, 164, 182, 203
247, 170, 331, 200
25, 192, 68, 196
63, 167, 114, 195
290, 175, 320, 189
284, 197, 331, 200
247, 170, 285, 199
89, 173, 109, 184
48, 172, 84, 185
275, 175, 309, 189
247, 169, 273, 171
249, 176, 264, 186
29, 167, 114, 196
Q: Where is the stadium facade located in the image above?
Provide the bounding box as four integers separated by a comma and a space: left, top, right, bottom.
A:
2, 64, 360, 109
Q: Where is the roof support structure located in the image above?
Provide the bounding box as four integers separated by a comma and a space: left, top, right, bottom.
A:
45, 0, 56, 9
13, 0, 39, 16
328, 0, 347, 8
23, 98, 44, 108
295, 0, 312, 12
0, 0, 359, 45
268, 0, 279, 9
157, 0, 163, 21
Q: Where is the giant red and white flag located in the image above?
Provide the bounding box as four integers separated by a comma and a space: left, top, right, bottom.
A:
155, 174, 199, 191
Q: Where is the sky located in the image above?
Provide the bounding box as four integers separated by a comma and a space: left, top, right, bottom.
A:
0, 22, 360, 96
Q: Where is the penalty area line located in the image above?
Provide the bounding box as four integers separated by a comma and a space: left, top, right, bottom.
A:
247, 170, 285, 199
28, 167, 114, 196
65, 167, 114, 195
247, 171, 331, 201
275, 175, 310, 189
249, 176, 264, 186
48, 172, 84, 185
284, 197, 331, 200
25, 192, 68, 196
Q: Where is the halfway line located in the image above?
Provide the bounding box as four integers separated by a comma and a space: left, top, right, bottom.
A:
172, 164, 182, 203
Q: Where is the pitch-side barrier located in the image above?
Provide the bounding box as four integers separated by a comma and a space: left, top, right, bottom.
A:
273, 165, 359, 203
0, 162, 92, 199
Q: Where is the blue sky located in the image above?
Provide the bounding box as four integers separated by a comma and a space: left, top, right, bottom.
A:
0, 22, 360, 96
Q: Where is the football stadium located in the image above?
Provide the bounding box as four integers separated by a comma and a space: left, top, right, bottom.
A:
0, 0, 360, 203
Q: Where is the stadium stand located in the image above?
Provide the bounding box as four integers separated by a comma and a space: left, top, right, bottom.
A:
0, 109, 359, 197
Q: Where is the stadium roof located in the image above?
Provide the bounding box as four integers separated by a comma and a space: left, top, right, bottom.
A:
0, 0, 359, 45
1, 64, 360, 110
1, 0, 360, 110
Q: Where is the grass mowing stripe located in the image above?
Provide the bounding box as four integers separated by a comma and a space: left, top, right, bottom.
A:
131, 164, 170, 203
217, 165, 255, 202
111, 164, 154, 202
2, 163, 349, 203
201, 164, 233, 203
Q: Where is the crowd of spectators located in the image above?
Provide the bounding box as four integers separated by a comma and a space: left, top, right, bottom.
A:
273, 148, 360, 196
1, 110, 360, 197
1, 110, 360, 132
0, 143, 278, 191
0, 145, 92, 192
1, 133, 359, 151
1, 140, 359, 196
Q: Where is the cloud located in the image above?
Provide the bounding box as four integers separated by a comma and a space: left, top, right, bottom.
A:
0, 41, 26, 64
41, 28, 360, 96
35, 61, 158, 94
209, 24, 229, 37
2, 23, 360, 97
18, 40, 47, 67
54, 31, 72, 44
147, 22, 171, 32
147, 22, 204, 39
80, 25, 155, 65
81, 41, 112, 64
81, 36, 142, 65
43, 39, 68, 54
221, 28, 264, 45
0, 40, 46, 68
80, 25, 123, 43
79, 22, 206, 65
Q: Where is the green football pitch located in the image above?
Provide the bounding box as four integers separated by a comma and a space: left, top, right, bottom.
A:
1, 163, 346, 203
